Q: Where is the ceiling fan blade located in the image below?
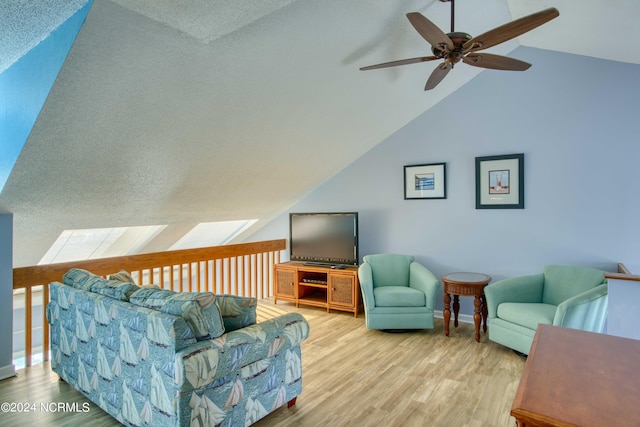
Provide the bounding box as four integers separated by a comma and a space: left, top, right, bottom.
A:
360, 56, 438, 71
406, 12, 454, 51
463, 7, 559, 53
463, 53, 531, 71
425, 62, 452, 91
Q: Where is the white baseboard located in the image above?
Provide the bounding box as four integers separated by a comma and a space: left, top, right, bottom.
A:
434, 310, 474, 325
0, 364, 16, 381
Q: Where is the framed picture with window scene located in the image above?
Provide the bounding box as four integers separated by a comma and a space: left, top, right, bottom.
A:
475, 153, 524, 209
404, 163, 446, 200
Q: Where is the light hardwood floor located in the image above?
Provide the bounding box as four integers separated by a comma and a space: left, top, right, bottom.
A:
0, 299, 525, 426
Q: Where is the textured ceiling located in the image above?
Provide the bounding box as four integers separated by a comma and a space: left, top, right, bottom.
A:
109, 0, 298, 44
1, 0, 639, 266
509, 0, 640, 65
0, 0, 88, 73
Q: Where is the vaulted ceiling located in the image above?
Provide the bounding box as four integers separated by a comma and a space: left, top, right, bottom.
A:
1, 0, 639, 266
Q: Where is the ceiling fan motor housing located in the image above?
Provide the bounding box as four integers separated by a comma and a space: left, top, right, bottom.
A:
431, 32, 472, 60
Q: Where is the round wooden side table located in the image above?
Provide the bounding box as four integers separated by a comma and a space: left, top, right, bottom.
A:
442, 272, 492, 342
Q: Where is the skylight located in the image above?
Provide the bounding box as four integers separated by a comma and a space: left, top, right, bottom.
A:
170, 219, 258, 250
37, 219, 259, 265
38, 225, 166, 265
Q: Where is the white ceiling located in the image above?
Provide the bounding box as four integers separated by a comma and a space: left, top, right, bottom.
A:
107, 0, 640, 65
1, 0, 639, 267
509, 0, 640, 65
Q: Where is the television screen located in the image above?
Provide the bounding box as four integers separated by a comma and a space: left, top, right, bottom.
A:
289, 212, 358, 266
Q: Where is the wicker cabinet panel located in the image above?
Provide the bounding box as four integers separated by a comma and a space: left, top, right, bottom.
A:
275, 269, 296, 298
328, 275, 354, 307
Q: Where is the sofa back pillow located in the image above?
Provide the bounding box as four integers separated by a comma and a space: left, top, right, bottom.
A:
108, 269, 137, 285
216, 294, 257, 332
63, 268, 106, 291
63, 268, 139, 301
90, 279, 140, 301
129, 288, 225, 340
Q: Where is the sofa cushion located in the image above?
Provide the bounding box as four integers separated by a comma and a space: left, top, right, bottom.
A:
107, 269, 137, 285
373, 286, 426, 307
63, 268, 106, 291
63, 268, 139, 301
90, 279, 140, 301
216, 294, 257, 332
129, 288, 225, 340
497, 302, 556, 331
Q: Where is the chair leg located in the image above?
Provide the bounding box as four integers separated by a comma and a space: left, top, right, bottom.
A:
287, 397, 297, 408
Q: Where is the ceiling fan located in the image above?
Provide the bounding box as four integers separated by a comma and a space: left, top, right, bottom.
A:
360, 0, 559, 90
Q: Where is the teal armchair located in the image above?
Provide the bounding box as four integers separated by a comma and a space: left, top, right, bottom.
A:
358, 254, 440, 330
484, 265, 608, 355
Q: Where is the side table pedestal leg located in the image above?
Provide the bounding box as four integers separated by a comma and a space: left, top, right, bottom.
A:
481, 294, 488, 333
473, 295, 481, 342
444, 293, 451, 337
453, 295, 460, 327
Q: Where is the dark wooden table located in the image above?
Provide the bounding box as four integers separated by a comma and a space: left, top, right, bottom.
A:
511, 324, 640, 426
441, 272, 491, 342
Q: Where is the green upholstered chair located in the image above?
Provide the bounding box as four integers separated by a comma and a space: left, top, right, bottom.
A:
358, 254, 440, 330
484, 265, 608, 355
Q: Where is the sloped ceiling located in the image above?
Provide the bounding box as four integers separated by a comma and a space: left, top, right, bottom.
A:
1, 0, 639, 267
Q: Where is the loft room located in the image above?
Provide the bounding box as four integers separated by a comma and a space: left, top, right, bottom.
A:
1, 0, 639, 426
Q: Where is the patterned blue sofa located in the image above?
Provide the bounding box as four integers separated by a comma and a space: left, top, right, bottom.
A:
46, 269, 309, 426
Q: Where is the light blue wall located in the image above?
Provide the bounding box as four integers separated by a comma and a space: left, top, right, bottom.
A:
0, 1, 92, 192
608, 276, 640, 340
252, 47, 640, 316
0, 213, 14, 379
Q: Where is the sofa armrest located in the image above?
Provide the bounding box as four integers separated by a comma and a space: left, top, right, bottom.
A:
409, 262, 440, 308
553, 283, 608, 332
176, 312, 309, 392
484, 273, 545, 319
358, 262, 375, 311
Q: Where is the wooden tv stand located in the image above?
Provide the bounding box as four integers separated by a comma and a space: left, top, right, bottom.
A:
273, 262, 362, 317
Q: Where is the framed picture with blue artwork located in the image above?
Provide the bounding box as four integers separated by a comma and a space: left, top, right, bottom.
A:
475, 153, 524, 209
404, 162, 446, 200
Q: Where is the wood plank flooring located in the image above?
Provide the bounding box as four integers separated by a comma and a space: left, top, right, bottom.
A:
0, 299, 525, 426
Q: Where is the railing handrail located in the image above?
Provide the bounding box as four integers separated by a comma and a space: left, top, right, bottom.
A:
605, 262, 640, 282
14, 239, 286, 288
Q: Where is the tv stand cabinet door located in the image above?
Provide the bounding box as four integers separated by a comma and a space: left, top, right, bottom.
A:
328, 272, 359, 316
274, 265, 297, 303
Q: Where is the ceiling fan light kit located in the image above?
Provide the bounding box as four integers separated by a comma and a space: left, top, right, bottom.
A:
360, 0, 559, 90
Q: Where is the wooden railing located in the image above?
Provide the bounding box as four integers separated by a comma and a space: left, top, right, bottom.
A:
12, 239, 286, 367
604, 263, 640, 281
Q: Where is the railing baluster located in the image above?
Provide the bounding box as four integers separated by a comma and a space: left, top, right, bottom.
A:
251, 254, 256, 298
233, 256, 238, 295
43, 284, 50, 361
205, 261, 210, 292
264, 252, 268, 300
224, 258, 230, 294
196, 262, 201, 293
212, 259, 217, 294
25, 286, 32, 367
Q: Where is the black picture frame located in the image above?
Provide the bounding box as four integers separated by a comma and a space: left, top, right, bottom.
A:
475, 154, 524, 209
404, 163, 447, 200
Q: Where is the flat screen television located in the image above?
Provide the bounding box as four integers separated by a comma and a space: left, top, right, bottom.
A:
289, 212, 359, 266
